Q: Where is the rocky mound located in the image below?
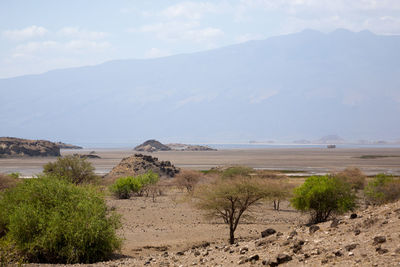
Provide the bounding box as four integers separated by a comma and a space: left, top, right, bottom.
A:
0, 137, 60, 158
73, 153, 101, 159
134, 140, 171, 152
167, 143, 217, 151
106, 154, 179, 179
56, 142, 83, 149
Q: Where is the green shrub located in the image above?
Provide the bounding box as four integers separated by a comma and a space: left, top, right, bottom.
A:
291, 175, 356, 224
43, 155, 97, 185
364, 174, 400, 205
110, 171, 159, 199
0, 177, 121, 264
221, 166, 253, 179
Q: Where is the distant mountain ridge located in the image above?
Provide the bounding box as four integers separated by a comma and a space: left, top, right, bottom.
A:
1, 29, 399, 142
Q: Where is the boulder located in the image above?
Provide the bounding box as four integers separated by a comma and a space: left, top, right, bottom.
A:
261, 228, 277, 238
0, 137, 60, 158
106, 154, 180, 179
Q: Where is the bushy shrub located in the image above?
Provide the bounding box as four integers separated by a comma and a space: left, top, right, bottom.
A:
43, 155, 97, 184
221, 166, 253, 178
333, 167, 366, 190
175, 170, 203, 192
0, 177, 121, 264
364, 174, 400, 205
110, 171, 159, 199
291, 175, 356, 223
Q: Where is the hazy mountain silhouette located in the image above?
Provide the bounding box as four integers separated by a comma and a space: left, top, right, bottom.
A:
1, 29, 399, 144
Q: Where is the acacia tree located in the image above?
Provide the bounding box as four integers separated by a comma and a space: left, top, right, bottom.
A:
195, 176, 270, 244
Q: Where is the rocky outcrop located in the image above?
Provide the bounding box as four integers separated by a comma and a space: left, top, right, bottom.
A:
106, 154, 179, 179
0, 137, 60, 158
56, 142, 83, 149
134, 139, 217, 152
134, 140, 171, 152
73, 153, 101, 159
166, 143, 217, 151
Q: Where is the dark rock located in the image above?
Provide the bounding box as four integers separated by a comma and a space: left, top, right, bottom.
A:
176, 251, 185, 256
239, 247, 248, 254
292, 239, 305, 253
106, 153, 180, 179
350, 213, 358, 219
354, 229, 361, 236
239, 254, 260, 264
289, 230, 297, 238
345, 243, 358, 251
334, 250, 343, 257
373, 236, 386, 245
376, 246, 389, 254
330, 218, 340, 228
262, 259, 278, 267
309, 225, 320, 234
73, 153, 101, 159
261, 228, 276, 238
276, 254, 292, 264
0, 137, 60, 158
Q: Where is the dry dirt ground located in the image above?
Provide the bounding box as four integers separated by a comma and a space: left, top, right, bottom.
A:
29, 186, 400, 267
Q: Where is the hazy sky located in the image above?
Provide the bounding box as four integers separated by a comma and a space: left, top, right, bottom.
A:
1, 0, 400, 78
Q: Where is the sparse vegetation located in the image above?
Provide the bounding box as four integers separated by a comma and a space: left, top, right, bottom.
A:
0, 176, 121, 264
267, 179, 295, 211
364, 173, 400, 205
194, 176, 271, 244
43, 155, 98, 184
110, 171, 159, 199
332, 167, 366, 190
291, 175, 357, 224
221, 166, 254, 178
175, 169, 203, 192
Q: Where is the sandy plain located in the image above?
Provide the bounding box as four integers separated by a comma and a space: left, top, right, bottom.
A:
1, 147, 400, 176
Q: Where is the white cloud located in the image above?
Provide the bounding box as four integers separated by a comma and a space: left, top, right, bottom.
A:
176, 93, 218, 108
144, 48, 171, 58
249, 90, 279, 103
3, 26, 48, 41
130, 21, 223, 43
162, 1, 218, 20
58, 27, 108, 40
13, 40, 111, 58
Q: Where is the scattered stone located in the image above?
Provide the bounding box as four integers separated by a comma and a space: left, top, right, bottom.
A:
239, 247, 248, 254
348, 252, 354, 256
344, 243, 358, 251
276, 232, 283, 237
193, 250, 200, 256
176, 251, 185, 256
289, 230, 297, 238
334, 250, 343, 257
276, 254, 292, 264
330, 218, 340, 228
376, 246, 389, 254
373, 236, 386, 245
350, 213, 358, 219
239, 254, 260, 264
354, 229, 361, 236
309, 225, 320, 234
261, 228, 277, 238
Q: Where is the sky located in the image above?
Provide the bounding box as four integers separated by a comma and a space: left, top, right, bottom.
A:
1, 0, 400, 79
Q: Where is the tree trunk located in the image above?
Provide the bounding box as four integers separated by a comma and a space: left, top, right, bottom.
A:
229, 227, 235, 244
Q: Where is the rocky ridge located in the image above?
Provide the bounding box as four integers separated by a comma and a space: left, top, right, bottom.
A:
56, 142, 83, 149
105, 154, 179, 179
134, 139, 216, 152
0, 137, 60, 158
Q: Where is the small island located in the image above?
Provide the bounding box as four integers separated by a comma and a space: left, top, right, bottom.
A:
134, 139, 217, 152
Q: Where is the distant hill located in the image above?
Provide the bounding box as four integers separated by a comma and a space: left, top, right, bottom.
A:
1, 29, 400, 142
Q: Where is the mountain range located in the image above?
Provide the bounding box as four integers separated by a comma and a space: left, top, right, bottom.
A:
1, 29, 400, 144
